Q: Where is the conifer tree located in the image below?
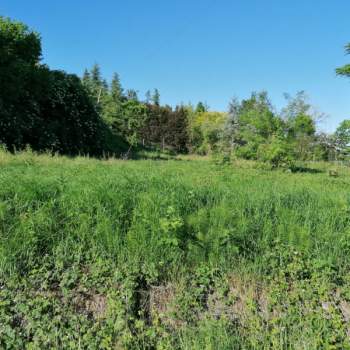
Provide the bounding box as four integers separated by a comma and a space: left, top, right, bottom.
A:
111, 73, 123, 102
152, 88, 160, 106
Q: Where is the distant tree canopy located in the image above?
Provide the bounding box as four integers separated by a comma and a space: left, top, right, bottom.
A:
139, 103, 189, 153
222, 91, 332, 165
189, 110, 227, 154
81, 64, 190, 154
1, 16, 349, 164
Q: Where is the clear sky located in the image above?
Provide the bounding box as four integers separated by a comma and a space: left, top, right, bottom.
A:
1, 0, 350, 132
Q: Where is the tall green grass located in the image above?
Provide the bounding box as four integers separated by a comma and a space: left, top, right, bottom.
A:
1, 149, 350, 349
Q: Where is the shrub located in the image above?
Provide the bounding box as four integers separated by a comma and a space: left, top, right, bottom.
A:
257, 136, 293, 168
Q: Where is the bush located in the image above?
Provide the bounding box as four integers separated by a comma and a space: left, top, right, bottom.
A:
257, 136, 293, 168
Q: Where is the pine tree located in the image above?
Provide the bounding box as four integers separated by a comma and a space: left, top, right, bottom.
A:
111, 73, 123, 102
91, 63, 102, 86
82, 69, 91, 89
152, 88, 160, 106
88, 64, 106, 104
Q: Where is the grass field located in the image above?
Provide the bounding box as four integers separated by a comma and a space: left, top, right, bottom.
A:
1, 149, 350, 349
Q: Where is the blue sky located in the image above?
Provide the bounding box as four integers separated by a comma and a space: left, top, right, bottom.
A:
1, 0, 350, 132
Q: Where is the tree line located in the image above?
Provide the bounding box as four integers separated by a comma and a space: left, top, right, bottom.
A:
1, 16, 350, 165
81, 65, 189, 155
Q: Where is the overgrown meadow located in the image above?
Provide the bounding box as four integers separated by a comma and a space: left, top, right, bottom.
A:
1, 149, 350, 349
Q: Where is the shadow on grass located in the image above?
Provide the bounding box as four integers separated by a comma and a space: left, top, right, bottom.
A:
290, 166, 324, 174
130, 145, 189, 161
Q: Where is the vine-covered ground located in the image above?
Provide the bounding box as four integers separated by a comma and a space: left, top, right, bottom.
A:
1, 150, 350, 349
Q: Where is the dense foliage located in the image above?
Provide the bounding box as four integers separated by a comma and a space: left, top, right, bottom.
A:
81, 66, 190, 154
0, 17, 113, 156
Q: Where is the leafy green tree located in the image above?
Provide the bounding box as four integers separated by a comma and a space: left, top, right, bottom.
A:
293, 114, 315, 136
0, 17, 112, 155
282, 91, 318, 160
286, 114, 316, 160
282, 92, 317, 160
36, 69, 106, 155
257, 136, 293, 168
228, 92, 283, 159
336, 44, 350, 77
81, 67, 149, 153
240, 92, 281, 138
119, 99, 148, 156
0, 16, 41, 65
0, 16, 42, 148
335, 120, 350, 156
190, 111, 227, 154
282, 92, 315, 137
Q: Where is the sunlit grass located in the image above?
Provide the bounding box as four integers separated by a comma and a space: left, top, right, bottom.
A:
1, 148, 350, 348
